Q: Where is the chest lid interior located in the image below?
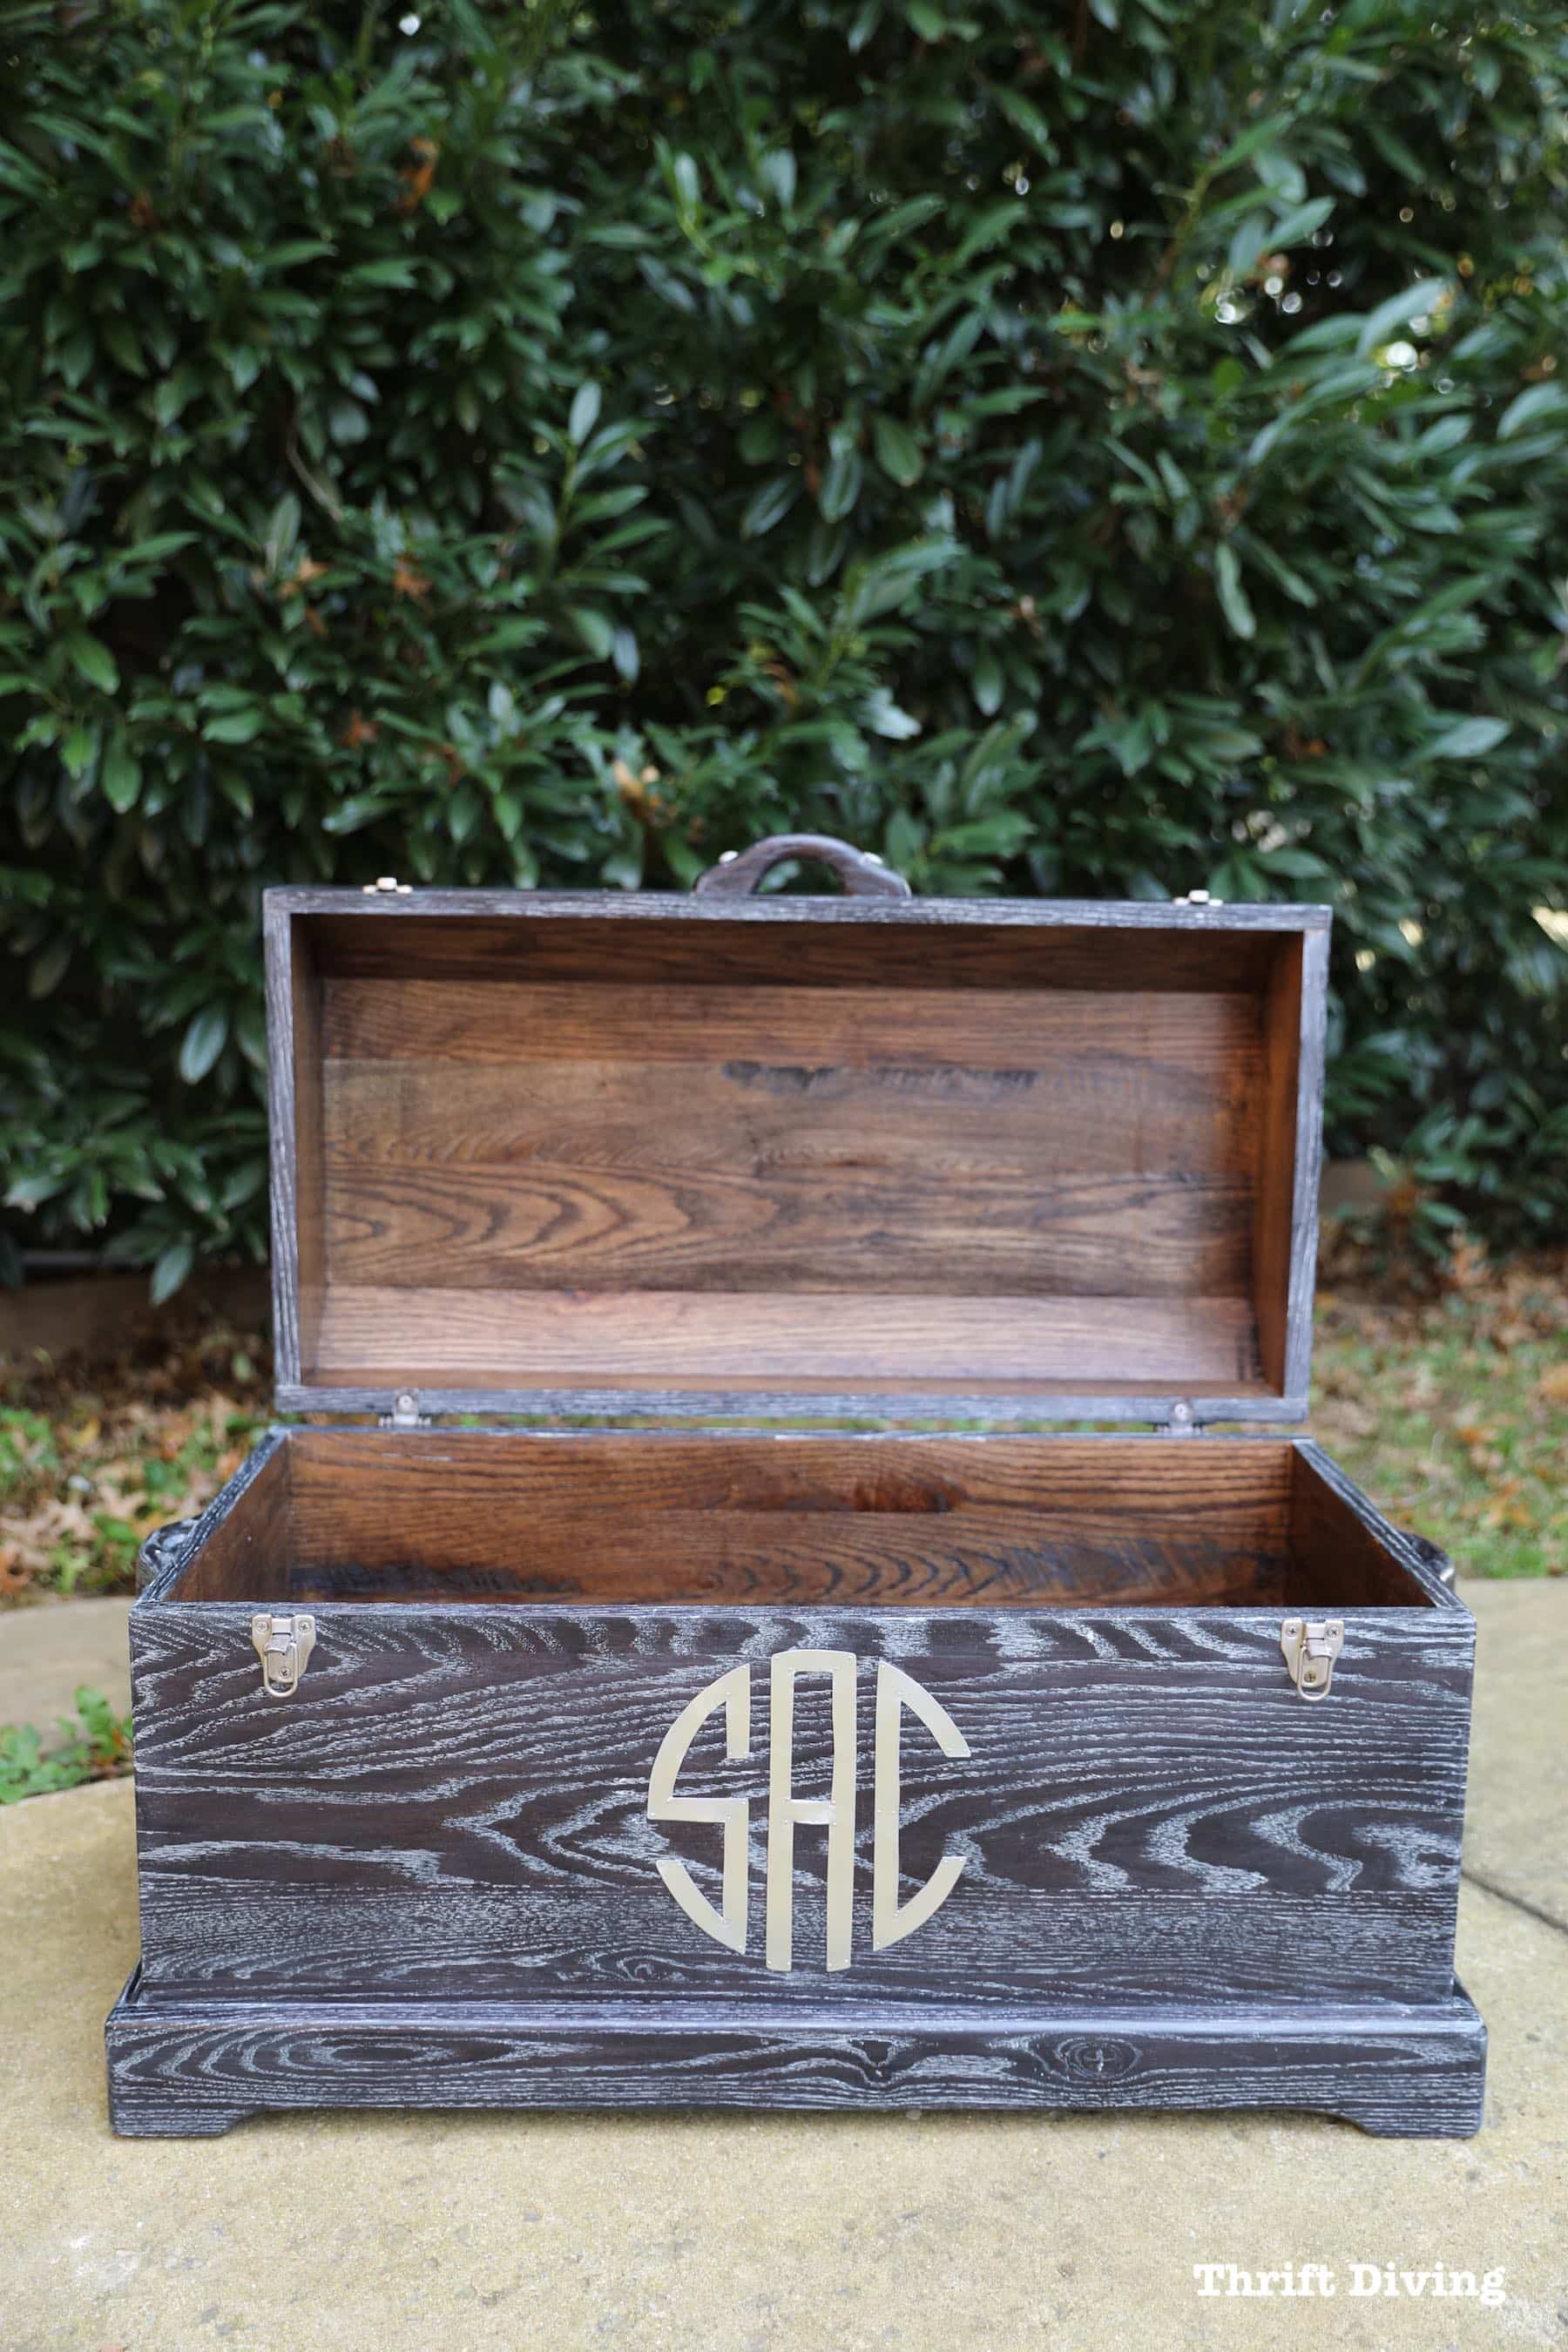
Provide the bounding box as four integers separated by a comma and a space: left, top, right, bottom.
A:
264, 841, 1328, 1425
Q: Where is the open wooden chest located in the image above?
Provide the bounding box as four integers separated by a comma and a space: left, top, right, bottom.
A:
107, 833, 1485, 2138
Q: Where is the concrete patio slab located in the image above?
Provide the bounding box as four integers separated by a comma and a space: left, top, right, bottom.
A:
1457, 1579, 1568, 1934
0, 1595, 133, 1733
0, 1585, 1564, 2351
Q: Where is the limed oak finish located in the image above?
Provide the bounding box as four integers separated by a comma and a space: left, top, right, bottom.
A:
109, 839, 1484, 2139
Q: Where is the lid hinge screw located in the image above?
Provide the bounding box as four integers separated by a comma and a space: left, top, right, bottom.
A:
382, 1390, 431, 1429
1156, 1400, 1203, 1436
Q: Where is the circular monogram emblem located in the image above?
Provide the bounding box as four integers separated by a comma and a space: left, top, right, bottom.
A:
647, 1649, 970, 1973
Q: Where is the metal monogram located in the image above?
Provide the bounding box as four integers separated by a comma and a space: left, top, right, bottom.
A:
645, 1649, 971, 1972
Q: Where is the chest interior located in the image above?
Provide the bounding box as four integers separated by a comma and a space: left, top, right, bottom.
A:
168, 1429, 1436, 1613
277, 905, 1315, 1415
179, 882, 1438, 1623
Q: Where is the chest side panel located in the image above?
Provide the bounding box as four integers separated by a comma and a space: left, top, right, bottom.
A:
130, 1599, 1471, 2008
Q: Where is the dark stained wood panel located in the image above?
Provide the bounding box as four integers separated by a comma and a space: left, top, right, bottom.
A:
321, 977, 1265, 1074
298, 902, 1315, 995
322, 1162, 1254, 1299
1249, 928, 1325, 1407
178, 1440, 293, 1603
266, 882, 1331, 1419
319, 1024, 1257, 1296
1288, 1443, 1450, 1611
321, 1055, 1254, 1173
281, 1430, 1295, 1610
264, 897, 324, 1388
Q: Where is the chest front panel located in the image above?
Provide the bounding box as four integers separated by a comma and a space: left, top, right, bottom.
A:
130, 1594, 1470, 2010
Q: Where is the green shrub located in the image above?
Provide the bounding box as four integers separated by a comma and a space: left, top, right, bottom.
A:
3, 0, 1565, 1288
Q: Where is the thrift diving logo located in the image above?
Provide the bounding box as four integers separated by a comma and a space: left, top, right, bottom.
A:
1193, 2264, 1506, 2306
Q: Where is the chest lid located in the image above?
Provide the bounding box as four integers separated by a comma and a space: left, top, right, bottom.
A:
264, 833, 1328, 1427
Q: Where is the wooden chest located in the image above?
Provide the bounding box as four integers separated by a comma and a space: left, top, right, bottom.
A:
107, 833, 1484, 2138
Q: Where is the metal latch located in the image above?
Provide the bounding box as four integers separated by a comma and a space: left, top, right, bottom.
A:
251, 1613, 315, 1700
1280, 1618, 1343, 1703
381, 1389, 430, 1429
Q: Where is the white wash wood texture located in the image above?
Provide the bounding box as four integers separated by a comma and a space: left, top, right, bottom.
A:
126, 1595, 1471, 2008
105, 1982, 1487, 2139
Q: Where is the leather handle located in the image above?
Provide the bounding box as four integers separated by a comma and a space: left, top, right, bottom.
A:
136, 1515, 200, 1595
1397, 1527, 1456, 1590
692, 832, 911, 900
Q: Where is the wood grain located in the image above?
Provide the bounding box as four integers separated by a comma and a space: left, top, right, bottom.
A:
1276, 927, 1328, 1403
288, 897, 1327, 997
320, 977, 1265, 1073
312, 1288, 1265, 1388
263, 882, 1330, 1419
320, 1018, 1257, 1301
180, 1438, 294, 1602
145, 1429, 1450, 1615
321, 1159, 1254, 1300
264, 896, 328, 1388
1252, 934, 1301, 1395
105, 1971, 1487, 2138
321, 1054, 1254, 1173
138, 1429, 294, 1605
128, 1590, 1473, 2011
281, 1430, 1295, 1609
1288, 1443, 1459, 1611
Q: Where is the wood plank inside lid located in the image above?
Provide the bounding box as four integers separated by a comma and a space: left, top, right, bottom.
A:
265, 891, 1328, 1422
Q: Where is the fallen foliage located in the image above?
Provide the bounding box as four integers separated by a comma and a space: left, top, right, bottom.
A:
1312, 1244, 1566, 1579
1, 1313, 268, 1598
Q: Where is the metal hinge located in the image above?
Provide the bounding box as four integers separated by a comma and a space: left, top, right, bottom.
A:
1155, 1400, 1205, 1436
251, 1612, 315, 1700
381, 1389, 431, 1429
1280, 1617, 1343, 1703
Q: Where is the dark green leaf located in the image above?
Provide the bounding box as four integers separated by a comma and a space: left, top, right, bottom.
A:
64, 632, 118, 693
149, 1239, 194, 1307
1213, 543, 1255, 641
872, 415, 924, 486
178, 1008, 228, 1085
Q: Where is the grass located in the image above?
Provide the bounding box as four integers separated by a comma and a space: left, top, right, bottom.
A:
0, 1686, 133, 1805
1309, 1254, 1566, 1579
